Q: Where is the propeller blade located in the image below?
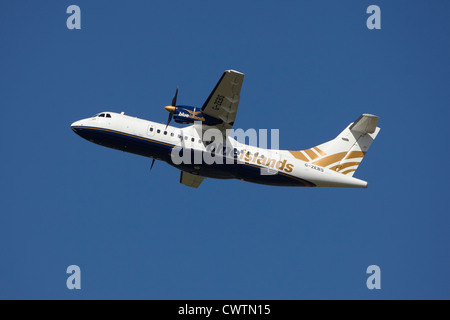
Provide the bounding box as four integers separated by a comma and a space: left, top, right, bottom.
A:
171, 86, 179, 106
165, 112, 173, 129
165, 86, 178, 128
150, 159, 155, 170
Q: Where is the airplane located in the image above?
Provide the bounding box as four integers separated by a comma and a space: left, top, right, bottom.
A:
71, 69, 380, 188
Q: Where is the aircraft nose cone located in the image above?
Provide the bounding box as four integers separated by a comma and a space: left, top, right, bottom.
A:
71, 120, 83, 133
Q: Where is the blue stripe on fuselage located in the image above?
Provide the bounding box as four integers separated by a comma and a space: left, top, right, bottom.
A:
71, 126, 315, 187
72, 125, 174, 160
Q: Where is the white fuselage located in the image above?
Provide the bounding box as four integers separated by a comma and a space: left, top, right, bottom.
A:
71, 112, 368, 188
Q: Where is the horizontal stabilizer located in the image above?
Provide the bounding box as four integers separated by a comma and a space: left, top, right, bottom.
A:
349, 114, 379, 134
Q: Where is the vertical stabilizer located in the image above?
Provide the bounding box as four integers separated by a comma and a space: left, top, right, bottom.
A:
288, 114, 380, 176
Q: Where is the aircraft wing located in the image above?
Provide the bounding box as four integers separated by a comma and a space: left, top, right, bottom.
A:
180, 171, 205, 188
201, 70, 244, 132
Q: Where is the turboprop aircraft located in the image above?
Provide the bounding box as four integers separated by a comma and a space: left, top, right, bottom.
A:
71, 70, 380, 188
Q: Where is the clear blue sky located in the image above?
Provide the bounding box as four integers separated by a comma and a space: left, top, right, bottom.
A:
1, 0, 449, 299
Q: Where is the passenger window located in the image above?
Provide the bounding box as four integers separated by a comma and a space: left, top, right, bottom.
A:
157, 129, 160, 133
170, 133, 174, 137
184, 136, 188, 140
191, 137, 195, 142
150, 127, 153, 132
198, 140, 202, 143
164, 131, 167, 135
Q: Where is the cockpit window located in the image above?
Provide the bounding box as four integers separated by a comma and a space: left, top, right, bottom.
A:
98, 113, 105, 117
106, 114, 111, 118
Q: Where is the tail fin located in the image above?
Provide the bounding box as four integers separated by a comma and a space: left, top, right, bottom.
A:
289, 114, 380, 176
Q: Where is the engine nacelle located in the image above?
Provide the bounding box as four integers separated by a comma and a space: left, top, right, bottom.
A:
173, 105, 222, 126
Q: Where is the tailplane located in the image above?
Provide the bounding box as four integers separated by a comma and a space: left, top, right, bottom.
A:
289, 114, 380, 176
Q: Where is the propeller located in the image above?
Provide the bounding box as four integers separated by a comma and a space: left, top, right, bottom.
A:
164, 86, 178, 128
153, 86, 178, 171
150, 159, 155, 171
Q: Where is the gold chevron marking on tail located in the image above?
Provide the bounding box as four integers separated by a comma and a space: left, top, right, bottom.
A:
328, 163, 341, 171
290, 149, 366, 169
304, 148, 319, 161
329, 161, 361, 172
289, 151, 309, 162
289, 148, 326, 163
313, 147, 326, 156
343, 151, 366, 160
312, 152, 348, 167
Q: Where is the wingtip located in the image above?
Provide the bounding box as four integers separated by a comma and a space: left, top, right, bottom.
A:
226, 69, 245, 75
